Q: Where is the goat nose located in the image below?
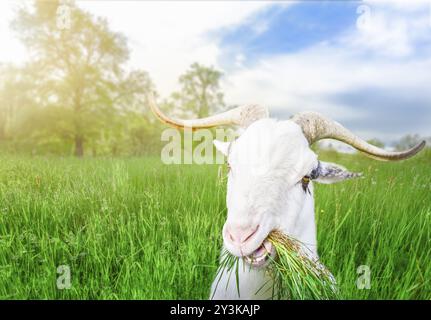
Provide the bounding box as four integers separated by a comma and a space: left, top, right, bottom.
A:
226, 224, 259, 245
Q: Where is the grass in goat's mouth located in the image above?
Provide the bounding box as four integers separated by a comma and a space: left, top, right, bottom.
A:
244, 240, 274, 267
214, 230, 339, 300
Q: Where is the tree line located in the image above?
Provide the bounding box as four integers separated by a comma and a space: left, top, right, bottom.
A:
0, 1, 224, 157
0, 1, 428, 157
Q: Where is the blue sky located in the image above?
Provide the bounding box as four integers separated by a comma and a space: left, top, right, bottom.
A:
211, 0, 431, 143
1, 0, 430, 144
219, 1, 359, 63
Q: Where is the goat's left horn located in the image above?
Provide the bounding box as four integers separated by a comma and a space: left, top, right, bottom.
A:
292, 111, 426, 161
148, 91, 269, 130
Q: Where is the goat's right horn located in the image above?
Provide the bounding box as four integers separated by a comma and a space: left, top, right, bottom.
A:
148, 91, 269, 130
292, 111, 426, 161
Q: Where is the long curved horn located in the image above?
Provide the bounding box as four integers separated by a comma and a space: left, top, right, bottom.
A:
148, 92, 269, 130
292, 111, 426, 161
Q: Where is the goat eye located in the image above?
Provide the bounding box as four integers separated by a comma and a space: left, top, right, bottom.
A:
301, 176, 311, 194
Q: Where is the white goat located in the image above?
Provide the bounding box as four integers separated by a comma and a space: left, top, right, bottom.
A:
149, 94, 425, 299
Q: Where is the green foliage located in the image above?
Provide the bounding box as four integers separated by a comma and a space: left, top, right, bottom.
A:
394, 134, 422, 151
0, 152, 429, 299
0, 64, 36, 142
2, 1, 157, 157
268, 231, 339, 299
170, 62, 225, 118
0, 2, 228, 157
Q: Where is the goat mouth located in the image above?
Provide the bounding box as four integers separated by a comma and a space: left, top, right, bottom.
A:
243, 239, 276, 268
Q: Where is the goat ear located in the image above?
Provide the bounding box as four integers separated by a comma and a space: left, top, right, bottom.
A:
213, 140, 230, 156
313, 161, 362, 184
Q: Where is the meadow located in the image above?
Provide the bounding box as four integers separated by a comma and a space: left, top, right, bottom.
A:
0, 150, 430, 299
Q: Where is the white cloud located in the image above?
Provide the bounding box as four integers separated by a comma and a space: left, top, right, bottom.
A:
251, 19, 270, 36
365, 0, 431, 11
352, 12, 412, 57
78, 0, 274, 97
234, 53, 246, 68
221, 1, 431, 141
0, 1, 275, 95
345, 0, 431, 57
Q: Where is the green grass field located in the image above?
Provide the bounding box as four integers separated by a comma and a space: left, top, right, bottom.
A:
0, 150, 430, 299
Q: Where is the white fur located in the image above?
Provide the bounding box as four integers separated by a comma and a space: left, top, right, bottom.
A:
210, 119, 336, 299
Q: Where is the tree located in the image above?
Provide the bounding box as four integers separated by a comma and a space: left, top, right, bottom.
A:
91, 70, 158, 156
171, 63, 224, 118
394, 134, 421, 151
0, 64, 36, 143
0, 65, 19, 140
11, 1, 153, 156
